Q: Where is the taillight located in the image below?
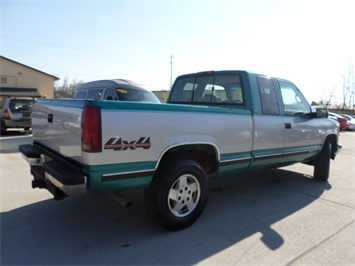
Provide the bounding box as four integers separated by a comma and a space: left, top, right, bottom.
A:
3, 109, 10, 119
81, 106, 102, 152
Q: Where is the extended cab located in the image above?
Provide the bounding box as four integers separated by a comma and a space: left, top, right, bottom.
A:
19, 71, 341, 230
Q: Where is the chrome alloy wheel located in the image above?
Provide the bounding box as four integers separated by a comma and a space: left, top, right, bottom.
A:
168, 174, 201, 217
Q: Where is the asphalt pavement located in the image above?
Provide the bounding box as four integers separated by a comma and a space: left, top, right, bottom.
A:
1, 130, 354, 265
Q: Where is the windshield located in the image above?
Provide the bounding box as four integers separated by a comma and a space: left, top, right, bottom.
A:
116, 88, 160, 103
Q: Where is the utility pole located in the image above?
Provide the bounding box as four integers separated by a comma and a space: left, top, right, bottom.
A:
169, 54, 173, 89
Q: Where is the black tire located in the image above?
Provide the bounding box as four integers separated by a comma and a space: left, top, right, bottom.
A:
0, 122, 7, 135
145, 159, 209, 231
313, 140, 331, 181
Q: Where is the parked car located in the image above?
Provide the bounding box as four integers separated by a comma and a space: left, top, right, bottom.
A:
0, 97, 35, 133
74, 79, 161, 103
329, 112, 350, 131
341, 114, 355, 131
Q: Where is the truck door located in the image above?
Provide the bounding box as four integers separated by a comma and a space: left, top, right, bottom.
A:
251, 76, 285, 169
278, 80, 322, 163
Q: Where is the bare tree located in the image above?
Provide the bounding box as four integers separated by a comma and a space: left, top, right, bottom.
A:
318, 85, 336, 108
350, 69, 355, 109
54, 77, 84, 98
341, 61, 354, 110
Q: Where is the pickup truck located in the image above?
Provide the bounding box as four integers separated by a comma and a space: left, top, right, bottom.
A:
19, 70, 341, 230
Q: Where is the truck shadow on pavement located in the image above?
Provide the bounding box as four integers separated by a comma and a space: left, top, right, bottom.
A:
1, 169, 331, 265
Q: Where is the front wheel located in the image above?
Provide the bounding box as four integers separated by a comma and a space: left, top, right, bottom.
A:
313, 140, 331, 181
145, 159, 209, 231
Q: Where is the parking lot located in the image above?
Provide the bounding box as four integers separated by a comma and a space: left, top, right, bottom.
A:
1, 130, 354, 265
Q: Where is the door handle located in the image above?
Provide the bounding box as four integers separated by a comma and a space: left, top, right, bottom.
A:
48, 114, 53, 123
285, 123, 292, 129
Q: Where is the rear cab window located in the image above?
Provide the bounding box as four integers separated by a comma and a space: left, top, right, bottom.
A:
169, 73, 244, 106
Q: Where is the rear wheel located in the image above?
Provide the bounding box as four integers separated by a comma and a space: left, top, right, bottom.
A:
0, 126, 7, 135
0, 121, 7, 135
313, 140, 331, 181
145, 159, 209, 231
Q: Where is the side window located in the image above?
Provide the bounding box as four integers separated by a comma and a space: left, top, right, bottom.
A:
93, 89, 103, 100
86, 89, 94, 99
279, 81, 310, 116
74, 91, 86, 99
257, 77, 280, 115
103, 88, 118, 101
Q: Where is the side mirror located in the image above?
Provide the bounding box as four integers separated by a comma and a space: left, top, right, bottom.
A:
316, 108, 328, 118
306, 108, 328, 118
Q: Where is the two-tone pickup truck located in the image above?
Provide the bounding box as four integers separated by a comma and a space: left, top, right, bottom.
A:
19, 70, 341, 230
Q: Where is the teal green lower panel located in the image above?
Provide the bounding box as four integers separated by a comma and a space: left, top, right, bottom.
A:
282, 152, 319, 165
83, 161, 156, 192
89, 175, 153, 192
218, 163, 250, 177
218, 151, 252, 177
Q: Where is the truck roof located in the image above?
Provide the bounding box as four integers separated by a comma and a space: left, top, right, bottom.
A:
175, 70, 293, 84
177, 70, 250, 77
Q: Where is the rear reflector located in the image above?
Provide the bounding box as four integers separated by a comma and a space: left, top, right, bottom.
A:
81, 106, 102, 152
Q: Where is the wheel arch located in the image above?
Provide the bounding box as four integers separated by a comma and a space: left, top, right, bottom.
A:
325, 133, 339, 160
156, 143, 220, 178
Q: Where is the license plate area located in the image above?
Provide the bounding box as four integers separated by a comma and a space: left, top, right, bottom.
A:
22, 113, 31, 118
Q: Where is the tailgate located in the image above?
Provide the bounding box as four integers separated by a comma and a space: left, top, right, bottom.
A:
32, 99, 85, 163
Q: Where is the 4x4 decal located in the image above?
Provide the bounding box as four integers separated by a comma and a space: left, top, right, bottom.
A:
104, 137, 151, 151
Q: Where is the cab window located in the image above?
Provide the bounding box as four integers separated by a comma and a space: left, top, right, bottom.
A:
257, 77, 280, 115
279, 81, 310, 116
169, 77, 195, 103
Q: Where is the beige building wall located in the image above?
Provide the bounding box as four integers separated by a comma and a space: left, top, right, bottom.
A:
0, 56, 58, 98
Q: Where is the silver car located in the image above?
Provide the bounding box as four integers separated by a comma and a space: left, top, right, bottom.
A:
0, 97, 35, 133
341, 114, 355, 131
